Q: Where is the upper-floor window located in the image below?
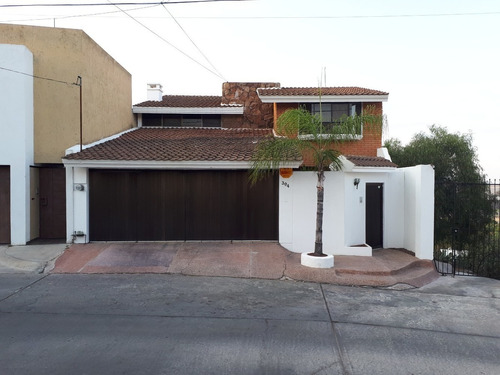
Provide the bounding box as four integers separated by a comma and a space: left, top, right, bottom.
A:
142, 114, 221, 128
303, 103, 361, 125
298, 102, 363, 138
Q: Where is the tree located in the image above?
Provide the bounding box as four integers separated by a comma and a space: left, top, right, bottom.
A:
385, 125, 497, 277
250, 106, 383, 256
384, 125, 484, 183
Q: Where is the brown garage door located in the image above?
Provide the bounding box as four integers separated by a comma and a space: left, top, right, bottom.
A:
89, 170, 278, 241
0, 166, 10, 244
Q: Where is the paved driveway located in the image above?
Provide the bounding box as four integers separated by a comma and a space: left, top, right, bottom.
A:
51, 242, 439, 287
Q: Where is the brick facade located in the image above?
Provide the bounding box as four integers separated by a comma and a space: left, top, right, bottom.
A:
274, 102, 384, 167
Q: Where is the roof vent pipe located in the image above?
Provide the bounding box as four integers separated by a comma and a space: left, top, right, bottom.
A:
147, 83, 163, 101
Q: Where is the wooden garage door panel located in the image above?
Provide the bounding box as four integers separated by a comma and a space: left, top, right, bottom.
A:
135, 171, 185, 241
245, 173, 278, 240
185, 171, 277, 241
0, 166, 10, 244
89, 170, 277, 241
90, 170, 136, 241
185, 171, 245, 240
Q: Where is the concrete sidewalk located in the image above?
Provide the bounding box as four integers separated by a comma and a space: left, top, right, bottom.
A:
0, 242, 67, 274
49, 242, 440, 288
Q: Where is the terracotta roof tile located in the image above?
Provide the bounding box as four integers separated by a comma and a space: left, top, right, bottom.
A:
63, 127, 297, 163
258, 86, 388, 97
134, 95, 241, 108
344, 155, 397, 168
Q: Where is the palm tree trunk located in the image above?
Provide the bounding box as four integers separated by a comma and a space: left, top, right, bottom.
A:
314, 171, 325, 255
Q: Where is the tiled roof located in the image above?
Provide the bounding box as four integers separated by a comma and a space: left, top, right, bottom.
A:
134, 95, 240, 108
63, 127, 296, 162
257, 87, 388, 97
344, 155, 397, 168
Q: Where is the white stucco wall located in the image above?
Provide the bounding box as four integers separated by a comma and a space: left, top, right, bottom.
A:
402, 165, 435, 259
279, 166, 434, 258
0, 44, 34, 245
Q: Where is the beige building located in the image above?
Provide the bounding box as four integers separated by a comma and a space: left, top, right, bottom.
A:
0, 24, 135, 244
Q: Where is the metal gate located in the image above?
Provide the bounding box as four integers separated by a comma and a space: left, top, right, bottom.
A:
433, 180, 500, 279
0, 166, 10, 243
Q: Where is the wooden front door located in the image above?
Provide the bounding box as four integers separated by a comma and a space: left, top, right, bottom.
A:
366, 183, 383, 249
39, 167, 66, 239
0, 166, 10, 243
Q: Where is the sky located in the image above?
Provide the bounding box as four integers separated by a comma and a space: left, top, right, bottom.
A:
1, 0, 499, 178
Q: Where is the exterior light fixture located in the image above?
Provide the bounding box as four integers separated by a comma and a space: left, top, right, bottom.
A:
354, 178, 360, 189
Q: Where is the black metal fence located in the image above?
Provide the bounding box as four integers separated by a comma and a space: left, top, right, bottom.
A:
433, 180, 500, 279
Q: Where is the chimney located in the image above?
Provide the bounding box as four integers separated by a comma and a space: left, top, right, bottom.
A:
147, 83, 163, 101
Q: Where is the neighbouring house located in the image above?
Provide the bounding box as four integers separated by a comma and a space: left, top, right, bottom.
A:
63, 82, 434, 259
0, 24, 135, 245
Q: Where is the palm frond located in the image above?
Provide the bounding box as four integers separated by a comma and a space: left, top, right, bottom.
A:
250, 105, 384, 181
249, 136, 302, 184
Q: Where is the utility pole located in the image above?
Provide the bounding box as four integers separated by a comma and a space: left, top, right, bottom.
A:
75, 76, 82, 152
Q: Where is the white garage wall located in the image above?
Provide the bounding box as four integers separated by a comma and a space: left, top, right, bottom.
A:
66, 167, 89, 244
279, 166, 434, 259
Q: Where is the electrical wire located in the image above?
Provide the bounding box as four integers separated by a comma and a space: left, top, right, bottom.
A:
161, 2, 226, 80
0, 1, 249, 8
0, 66, 79, 86
117, 11, 500, 19
0, 3, 161, 23
107, 0, 225, 80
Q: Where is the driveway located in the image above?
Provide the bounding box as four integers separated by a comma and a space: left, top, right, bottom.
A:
51, 242, 439, 287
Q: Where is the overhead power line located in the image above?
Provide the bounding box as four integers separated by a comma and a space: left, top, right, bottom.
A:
107, 0, 225, 80
161, 3, 226, 80
1, 4, 161, 23
0, 65, 79, 86
0, 1, 249, 8
132, 11, 500, 19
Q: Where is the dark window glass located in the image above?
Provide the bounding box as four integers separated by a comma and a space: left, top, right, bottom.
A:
305, 102, 361, 124
182, 115, 202, 127
142, 114, 162, 127
203, 115, 221, 128
163, 115, 182, 127
330, 103, 349, 121
141, 114, 221, 128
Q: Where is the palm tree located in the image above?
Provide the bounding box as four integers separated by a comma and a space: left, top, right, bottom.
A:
250, 104, 384, 256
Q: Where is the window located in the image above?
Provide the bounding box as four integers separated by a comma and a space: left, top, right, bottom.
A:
142, 114, 221, 128
298, 102, 363, 138
306, 103, 361, 125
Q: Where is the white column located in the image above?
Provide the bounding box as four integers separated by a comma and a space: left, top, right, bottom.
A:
0, 45, 34, 245
73, 167, 89, 243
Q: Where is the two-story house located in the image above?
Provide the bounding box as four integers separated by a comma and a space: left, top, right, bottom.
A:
63, 81, 434, 259
0, 24, 134, 245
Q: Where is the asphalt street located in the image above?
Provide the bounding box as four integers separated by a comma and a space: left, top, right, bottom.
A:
1, 273, 499, 375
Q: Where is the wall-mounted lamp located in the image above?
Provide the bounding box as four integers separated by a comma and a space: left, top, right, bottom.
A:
353, 178, 360, 189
